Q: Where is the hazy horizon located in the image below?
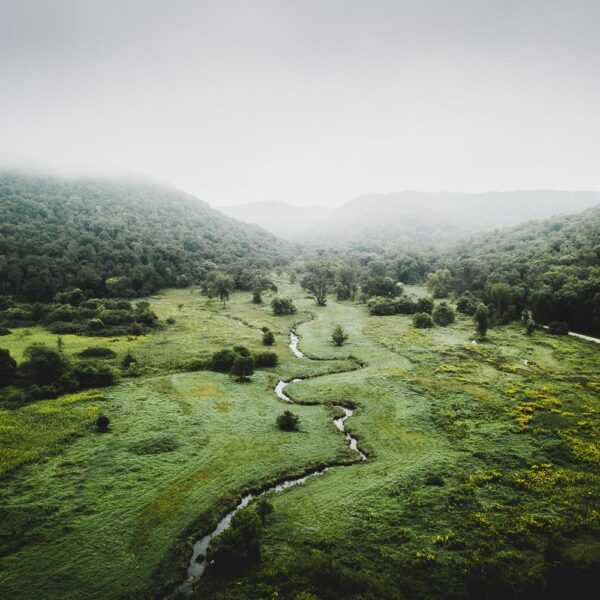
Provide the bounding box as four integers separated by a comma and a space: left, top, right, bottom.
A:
1, 0, 600, 206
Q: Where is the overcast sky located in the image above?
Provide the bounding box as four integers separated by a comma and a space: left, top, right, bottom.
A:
1, 1, 599, 206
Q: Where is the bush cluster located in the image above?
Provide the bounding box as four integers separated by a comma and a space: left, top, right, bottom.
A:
0, 343, 117, 403
368, 294, 434, 316
0, 293, 159, 337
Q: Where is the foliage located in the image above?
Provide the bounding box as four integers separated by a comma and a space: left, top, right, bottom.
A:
78, 347, 117, 359
271, 296, 297, 316
362, 275, 401, 299
331, 324, 349, 346
0, 172, 290, 301
426, 269, 453, 298
207, 508, 263, 576
18, 343, 68, 385
368, 294, 434, 316
205, 271, 234, 305
255, 499, 273, 524
72, 361, 116, 388
0, 348, 17, 387
277, 410, 300, 431
301, 262, 336, 306
96, 414, 110, 433
210, 349, 237, 373
413, 312, 434, 328
432, 302, 455, 326
254, 352, 278, 368
231, 355, 255, 381
262, 329, 275, 346
474, 303, 490, 338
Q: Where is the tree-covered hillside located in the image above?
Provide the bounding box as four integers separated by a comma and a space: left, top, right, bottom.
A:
438, 206, 600, 334
0, 173, 291, 300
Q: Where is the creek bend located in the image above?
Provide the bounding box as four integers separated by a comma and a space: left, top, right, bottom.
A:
165, 331, 366, 597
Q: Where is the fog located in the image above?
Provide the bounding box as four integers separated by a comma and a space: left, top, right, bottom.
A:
1, 0, 599, 206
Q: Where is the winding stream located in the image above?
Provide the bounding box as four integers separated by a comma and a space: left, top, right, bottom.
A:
166, 331, 366, 597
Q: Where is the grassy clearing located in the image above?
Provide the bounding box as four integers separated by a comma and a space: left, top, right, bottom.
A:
1, 282, 600, 599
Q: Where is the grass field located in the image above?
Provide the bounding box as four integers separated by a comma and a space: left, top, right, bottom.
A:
1, 280, 600, 599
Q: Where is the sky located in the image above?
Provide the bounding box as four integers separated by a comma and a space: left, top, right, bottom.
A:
1, 0, 599, 207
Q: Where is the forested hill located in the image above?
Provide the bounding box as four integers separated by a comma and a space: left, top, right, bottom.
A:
442, 205, 600, 335
0, 172, 290, 301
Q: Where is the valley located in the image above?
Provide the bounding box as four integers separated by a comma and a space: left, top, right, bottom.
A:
1, 280, 599, 599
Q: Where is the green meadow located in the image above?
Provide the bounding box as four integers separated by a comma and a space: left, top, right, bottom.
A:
1, 280, 599, 599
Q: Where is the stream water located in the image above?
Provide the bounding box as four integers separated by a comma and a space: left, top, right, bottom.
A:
165, 330, 365, 598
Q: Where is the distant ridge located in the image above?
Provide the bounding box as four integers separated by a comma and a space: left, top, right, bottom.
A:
218, 190, 600, 247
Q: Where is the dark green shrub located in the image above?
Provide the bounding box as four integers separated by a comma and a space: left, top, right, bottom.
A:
166, 317, 176, 325
262, 330, 275, 346
207, 508, 263, 575
183, 358, 209, 371
78, 347, 117, 359
331, 324, 349, 346
128, 322, 144, 336
254, 351, 278, 368
432, 302, 455, 326
474, 303, 490, 338
277, 410, 299, 431
18, 344, 67, 386
271, 296, 297, 316
231, 355, 254, 380
413, 312, 433, 328
72, 361, 116, 388
211, 349, 237, 372
96, 414, 110, 433
87, 318, 105, 332
121, 352, 136, 369
45, 305, 80, 323
415, 296, 434, 314
233, 345, 251, 357
0, 327, 11, 336
47, 322, 85, 335
456, 291, 478, 315
0, 348, 17, 387
255, 499, 273, 524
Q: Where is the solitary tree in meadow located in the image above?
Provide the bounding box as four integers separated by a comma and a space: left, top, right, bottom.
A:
301, 262, 336, 306
474, 303, 489, 338
331, 324, 349, 346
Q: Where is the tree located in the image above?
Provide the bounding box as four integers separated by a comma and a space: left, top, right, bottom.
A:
277, 410, 300, 431
362, 276, 400, 298
271, 297, 297, 316
206, 271, 234, 306
335, 266, 358, 301
474, 303, 490, 338
331, 324, 349, 346
211, 349, 237, 372
0, 348, 17, 387
207, 508, 263, 575
262, 329, 275, 346
19, 344, 67, 385
432, 302, 455, 326
231, 355, 254, 381
426, 269, 453, 298
252, 288, 262, 304
301, 262, 335, 306
254, 352, 278, 368
413, 312, 434, 328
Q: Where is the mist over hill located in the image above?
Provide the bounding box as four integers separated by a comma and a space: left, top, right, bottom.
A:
0, 172, 290, 300
220, 191, 600, 247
